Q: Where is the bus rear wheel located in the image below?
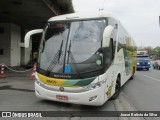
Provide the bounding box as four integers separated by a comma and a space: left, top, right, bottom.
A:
130, 67, 135, 80
110, 77, 120, 100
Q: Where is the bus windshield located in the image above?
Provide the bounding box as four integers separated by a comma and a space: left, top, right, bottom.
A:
38, 19, 106, 75
137, 56, 149, 60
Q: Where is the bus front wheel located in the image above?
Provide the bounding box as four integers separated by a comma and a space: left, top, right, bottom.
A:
110, 77, 120, 100
130, 67, 135, 80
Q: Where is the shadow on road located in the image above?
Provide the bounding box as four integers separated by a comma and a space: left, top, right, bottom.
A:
38, 98, 112, 111
0, 85, 34, 92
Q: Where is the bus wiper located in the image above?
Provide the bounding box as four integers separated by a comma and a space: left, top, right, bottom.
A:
58, 40, 63, 64
67, 40, 82, 78
46, 40, 63, 75
67, 40, 71, 64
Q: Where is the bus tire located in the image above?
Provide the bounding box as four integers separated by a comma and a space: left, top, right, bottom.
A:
110, 77, 120, 100
130, 68, 135, 80
130, 75, 133, 80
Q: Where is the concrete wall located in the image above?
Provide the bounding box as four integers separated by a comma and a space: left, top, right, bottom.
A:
0, 23, 32, 67
0, 23, 11, 65
10, 24, 21, 66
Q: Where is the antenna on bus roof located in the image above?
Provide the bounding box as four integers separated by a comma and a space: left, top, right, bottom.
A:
99, 0, 106, 12
99, 8, 104, 11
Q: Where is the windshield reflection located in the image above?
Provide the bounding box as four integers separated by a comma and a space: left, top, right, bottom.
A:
137, 57, 149, 60
39, 19, 106, 74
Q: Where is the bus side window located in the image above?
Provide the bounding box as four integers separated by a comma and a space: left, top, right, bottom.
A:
110, 38, 115, 60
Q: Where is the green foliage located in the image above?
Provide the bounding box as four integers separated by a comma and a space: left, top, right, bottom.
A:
153, 47, 160, 57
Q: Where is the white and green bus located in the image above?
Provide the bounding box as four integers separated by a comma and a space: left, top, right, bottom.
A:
24, 13, 137, 106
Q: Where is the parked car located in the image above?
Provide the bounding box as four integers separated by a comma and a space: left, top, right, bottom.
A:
152, 60, 160, 70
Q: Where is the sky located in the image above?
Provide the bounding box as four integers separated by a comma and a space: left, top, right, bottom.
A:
72, 0, 160, 48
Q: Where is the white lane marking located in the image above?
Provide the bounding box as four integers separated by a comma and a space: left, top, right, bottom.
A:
144, 75, 160, 82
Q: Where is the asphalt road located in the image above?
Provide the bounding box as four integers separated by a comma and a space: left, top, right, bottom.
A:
0, 68, 160, 120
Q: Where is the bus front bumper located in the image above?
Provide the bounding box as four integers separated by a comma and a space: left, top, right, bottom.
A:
136, 66, 151, 69
35, 81, 105, 106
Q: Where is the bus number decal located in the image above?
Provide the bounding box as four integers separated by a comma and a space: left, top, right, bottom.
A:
46, 80, 57, 84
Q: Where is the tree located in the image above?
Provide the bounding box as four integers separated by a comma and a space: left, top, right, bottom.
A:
153, 47, 160, 59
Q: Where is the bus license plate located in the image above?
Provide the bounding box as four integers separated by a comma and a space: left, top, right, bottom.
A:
56, 95, 68, 100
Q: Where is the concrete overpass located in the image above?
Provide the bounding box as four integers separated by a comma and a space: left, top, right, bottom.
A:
0, 0, 74, 67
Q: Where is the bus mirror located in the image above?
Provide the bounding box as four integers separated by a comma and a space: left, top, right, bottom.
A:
102, 25, 114, 48
24, 29, 43, 48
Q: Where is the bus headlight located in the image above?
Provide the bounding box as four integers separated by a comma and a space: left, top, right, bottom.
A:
84, 79, 106, 90
137, 63, 140, 65
148, 62, 150, 64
